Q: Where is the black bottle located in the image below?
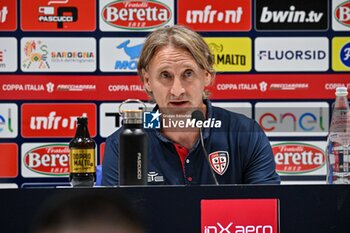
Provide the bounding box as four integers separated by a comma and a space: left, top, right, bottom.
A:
69, 116, 96, 187
119, 110, 147, 185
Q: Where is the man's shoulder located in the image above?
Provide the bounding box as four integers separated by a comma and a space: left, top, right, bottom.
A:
106, 127, 123, 144
211, 105, 256, 128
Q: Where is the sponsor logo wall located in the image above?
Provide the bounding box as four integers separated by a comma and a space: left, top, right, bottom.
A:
0, 0, 349, 187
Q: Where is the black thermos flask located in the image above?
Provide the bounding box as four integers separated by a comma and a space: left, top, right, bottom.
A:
119, 109, 148, 185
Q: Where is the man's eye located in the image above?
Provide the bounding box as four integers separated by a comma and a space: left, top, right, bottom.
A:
183, 70, 193, 78
160, 72, 171, 79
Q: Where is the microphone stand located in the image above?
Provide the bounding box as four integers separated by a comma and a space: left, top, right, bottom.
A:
192, 110, 219, 185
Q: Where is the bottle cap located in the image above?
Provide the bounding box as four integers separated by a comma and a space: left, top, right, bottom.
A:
119, 99, 146, 125
335, 87, 348, 97
123, 110, 143, 119
77, 116, 88, 124
122, 110, 143, 124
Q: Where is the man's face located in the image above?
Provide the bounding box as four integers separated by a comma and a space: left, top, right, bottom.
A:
142, 46, 212, 113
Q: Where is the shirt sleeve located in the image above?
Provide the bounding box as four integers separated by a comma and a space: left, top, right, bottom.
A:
243, 121, 281, 184
101, 133, 119, 186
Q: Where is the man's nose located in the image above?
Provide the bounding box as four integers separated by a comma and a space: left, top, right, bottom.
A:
170, 77, 185, 97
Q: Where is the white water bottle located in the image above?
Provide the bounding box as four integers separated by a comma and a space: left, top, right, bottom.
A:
326, 87, 350, 184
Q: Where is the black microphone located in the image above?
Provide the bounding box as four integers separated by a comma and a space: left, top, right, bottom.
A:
191, 110, 219, 185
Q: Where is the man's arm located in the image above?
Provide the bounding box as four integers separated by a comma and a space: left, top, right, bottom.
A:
243, 121, 280, 184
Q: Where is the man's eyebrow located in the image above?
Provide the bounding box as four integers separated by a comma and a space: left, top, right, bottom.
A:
153, 61, 198, 72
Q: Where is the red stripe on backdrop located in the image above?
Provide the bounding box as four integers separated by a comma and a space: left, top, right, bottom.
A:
0, 74, 349, 100
210, 74, 350, 99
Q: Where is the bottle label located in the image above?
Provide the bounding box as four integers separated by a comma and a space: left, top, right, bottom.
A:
69, 149, 96, 173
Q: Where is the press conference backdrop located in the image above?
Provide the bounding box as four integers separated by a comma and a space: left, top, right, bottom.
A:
0, 0, 349, 188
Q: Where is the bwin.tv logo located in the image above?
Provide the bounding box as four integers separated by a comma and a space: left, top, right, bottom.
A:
144, 110, 161, 129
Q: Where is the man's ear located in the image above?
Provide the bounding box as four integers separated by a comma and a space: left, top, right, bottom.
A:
204, 71, 214, 86
142, 69, 151, 92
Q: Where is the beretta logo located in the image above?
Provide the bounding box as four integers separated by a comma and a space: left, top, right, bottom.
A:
272, 142, 325, 174
23, 144, 69, 176
101, 0, 172, 30
255, 0, 328, 31
334, 0, 350, 28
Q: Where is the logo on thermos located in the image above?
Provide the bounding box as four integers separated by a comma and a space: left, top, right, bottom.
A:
137, 152, 142, 180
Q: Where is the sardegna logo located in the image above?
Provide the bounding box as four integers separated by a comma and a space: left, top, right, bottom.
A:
22, 143, 70, 177
272, 142, 326, 174
100, 0, 174, 31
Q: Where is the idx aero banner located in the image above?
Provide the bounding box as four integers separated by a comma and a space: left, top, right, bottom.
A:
255, 0, 328, 31
255, 37, 329, 72
201, 199, 279, 233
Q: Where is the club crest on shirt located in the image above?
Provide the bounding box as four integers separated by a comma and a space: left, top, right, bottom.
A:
209, 151, 229, 175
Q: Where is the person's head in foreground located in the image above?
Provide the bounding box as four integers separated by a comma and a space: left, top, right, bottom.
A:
34, 192, 144, 233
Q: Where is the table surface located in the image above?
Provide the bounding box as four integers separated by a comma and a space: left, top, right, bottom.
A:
0, 185, 349, 233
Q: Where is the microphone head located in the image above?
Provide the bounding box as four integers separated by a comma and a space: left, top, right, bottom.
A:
191, 110, 205, 121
